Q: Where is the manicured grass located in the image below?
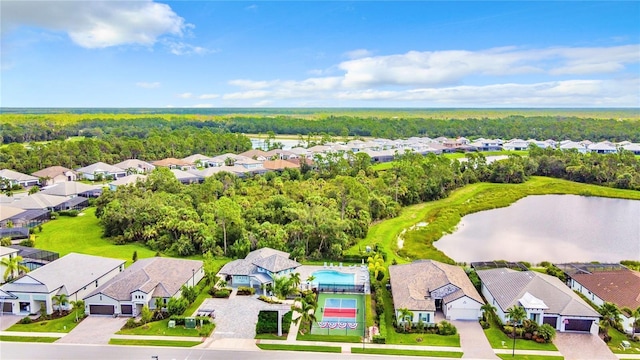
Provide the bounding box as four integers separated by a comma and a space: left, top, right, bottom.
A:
484, 318, 557, 351
365, 294, 374, 327
109, 338, 201, 347
6, 310, 85, 333
497, 355, 564, 360
351, 347, 463, 358
0, 335, 60, 343
345, 176, 640, 265
257, 343, 342, 353
116, 318, 212, 337
371, 150, 527, 171
608, 328, 640, 354
255, 333, 287, 340
184, 283, 212, 316
35, 207, 156, 265
297, 333, 362, 343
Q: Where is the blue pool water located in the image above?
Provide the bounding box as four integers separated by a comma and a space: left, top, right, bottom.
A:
312, 270, 355, 285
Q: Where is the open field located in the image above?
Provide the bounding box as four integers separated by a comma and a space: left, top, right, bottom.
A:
345, 176, 640, 265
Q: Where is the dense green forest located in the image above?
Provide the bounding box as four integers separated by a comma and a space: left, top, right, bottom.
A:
2, 112, 640, 145
93, 147, 640, 258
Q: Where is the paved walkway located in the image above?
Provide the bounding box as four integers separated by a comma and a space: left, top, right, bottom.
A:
0, 315, 23, 331
56, 316, 127, 344
554, 333, 617, 360
452, 320, 499, 359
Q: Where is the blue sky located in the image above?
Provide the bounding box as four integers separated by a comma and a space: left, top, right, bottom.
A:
1, 1, 639, 108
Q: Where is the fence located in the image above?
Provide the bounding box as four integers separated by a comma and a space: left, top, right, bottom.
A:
311, 320, 365, 336
317, 283, 365, 294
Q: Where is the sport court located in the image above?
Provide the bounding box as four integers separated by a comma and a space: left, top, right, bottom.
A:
312, 293, 364, 336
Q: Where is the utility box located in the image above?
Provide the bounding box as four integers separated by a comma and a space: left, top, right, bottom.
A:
185, 317, 196, 329
168, 320, 176, 328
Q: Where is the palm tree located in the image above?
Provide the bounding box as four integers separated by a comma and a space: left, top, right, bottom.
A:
70, 300, 85, 322
481, 303, 497, 323
631, 306, 640, 334
397, 308, 414, 331
506, 305, 527, 357
1, 255, 29, 282
154, 297, 165, 319
52, 293, 69, 315
273, 275, 294, 300
599, 302, 622, 336
292, 297, 317, 334
290, 272, 301, 291
306, 275, 316, 290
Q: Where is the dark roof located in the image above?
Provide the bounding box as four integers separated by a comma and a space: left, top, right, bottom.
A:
571, 270, 640, 311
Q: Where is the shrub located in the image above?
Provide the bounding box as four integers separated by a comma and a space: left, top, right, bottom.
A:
372, 335, 386, 344
256, 310, 292, 334
181, 285, 198, 304
167, 297, 188, 316
211, 289, 231, 298
537, 323, 556, 343
237, 286, 255, 296
124, 318, 140, 329
58, 210, 79, 217
437, 320, 457, 336
258, 295, 282, 304
479, 320, 490, 329
19, 238, 35, 247
19, 317, 32, 324
0, 237, 11, 246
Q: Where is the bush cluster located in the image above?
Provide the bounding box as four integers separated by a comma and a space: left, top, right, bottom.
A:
237, 286, 255, 296
58, 210, 79, 217
209, 288, 231, 298
169, 315, 212, 326
255, 310, 292, 334
258, 295, 282, 304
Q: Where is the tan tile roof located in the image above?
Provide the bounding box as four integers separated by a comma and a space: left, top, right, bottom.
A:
32, 166, 74, 179
262, 160, 300, 170
571, 270, 640, 311
152, 158, 192, 167
389, 260, 484, 311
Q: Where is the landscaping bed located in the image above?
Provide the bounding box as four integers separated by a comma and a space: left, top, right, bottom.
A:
6, 309, 86, 333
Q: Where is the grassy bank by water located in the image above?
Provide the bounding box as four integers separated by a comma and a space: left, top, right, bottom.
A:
345, 177, 640, 265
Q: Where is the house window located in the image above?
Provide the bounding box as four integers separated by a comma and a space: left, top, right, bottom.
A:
163, 298, 167, 304
95, 281, 98, 287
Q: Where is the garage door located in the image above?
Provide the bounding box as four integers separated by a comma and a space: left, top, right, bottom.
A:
89, 305, 114, 315
447, 308, 480, 320
121, 305, 133, 315
564, 319, 592, 332
543, 316, 558, 328
2, 302, 12, 313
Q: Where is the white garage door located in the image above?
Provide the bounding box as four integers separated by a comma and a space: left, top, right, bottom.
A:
447, 308, 480, 320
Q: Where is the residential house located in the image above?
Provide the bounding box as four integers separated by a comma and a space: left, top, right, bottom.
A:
151, 158, 194, 170
559, 141, 589, 153
182, 154, 211, 166
171, 169, 203, 184
218, 247, 301, 292
32, 166, 77, 186
0, 169, 39, 188
477, 268, 600, 334
622, 143, 640, 155
389, 260, 484, 325
83, 257, 203, 316
564, 266, 640, 334
239, 149, 269, 161
0, 207, 50, 229
262, 160, 300, 172
0, 253, 124, 315
76, 162, 127, 181
588, 141, 617, 154
503, 139, 530, 151
108, 174, 147, 191
1, 193, 80, 212
469, 138, 503, 151
40, 181, 102, 198
113, 159, 156, 174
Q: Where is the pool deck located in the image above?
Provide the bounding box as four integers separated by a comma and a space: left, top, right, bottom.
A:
296, 264, 371, 294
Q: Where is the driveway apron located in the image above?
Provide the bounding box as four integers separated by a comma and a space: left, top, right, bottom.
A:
554, 333, 617, 360
452, 319, 499, 359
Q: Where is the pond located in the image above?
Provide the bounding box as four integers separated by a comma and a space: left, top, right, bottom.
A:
434, 195, 640, 263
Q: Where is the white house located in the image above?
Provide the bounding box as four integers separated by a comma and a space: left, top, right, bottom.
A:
113, 159, 156, 174
0, 169, 39, 188
32, 166, 77, 186
76, 162, 127, 181
477, 268, 600, 334
218, 247, 301, 291
84, 257, 203, 316
0, 253, 124, 315
388, 260, 484, 325
567, 268, 640, 334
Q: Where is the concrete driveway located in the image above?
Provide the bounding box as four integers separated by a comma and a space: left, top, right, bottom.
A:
554, 333, 617, 360
452, 319, 499, 359
0, 315, 23, 331
200, 295, 290, 340
56, 316, 128, 344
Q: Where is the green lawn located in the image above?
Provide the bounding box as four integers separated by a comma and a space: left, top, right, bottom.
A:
608, 328, 640, 354
351, 347, 463, 358
497, 355, 564, 360
297, 333, 362, 343
35, 208, 156, 265
116, 318, 212, 337
484, 319, 557, 351
257, 343, 342, 353
6, 310, 85, 333
255, 333, 287, 340
109, 338, 201, 347
345, 176, 640, 265
371, 150, 528, 171
0, 336, 60, 343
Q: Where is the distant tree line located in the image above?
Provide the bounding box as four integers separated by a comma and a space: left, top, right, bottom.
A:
2, 114, 640, 145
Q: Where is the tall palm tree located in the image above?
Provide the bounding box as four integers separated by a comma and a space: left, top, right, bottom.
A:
397, 308, 414, 331
506, 305, 527, 357
52, 293, 69, 315
292, 297, 317, 334
306, 275, 316, 290
1, 255, 29, 282
70, 300, 85, 322
599, 302, 622, 335
481, 303, 497, 323
290, 272, 301, 291
631, 306, 640, 334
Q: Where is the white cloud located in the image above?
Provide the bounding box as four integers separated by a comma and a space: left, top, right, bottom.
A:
245, 4, 258, 12
177, 92, 192, 98
199, 94, 219, 99
228, 79, 273, 89
192, 103, 214, 108
2, 0, 188, 49
164, 40, 209, 56
136, 82, 161, 89
344, 49, 373, 59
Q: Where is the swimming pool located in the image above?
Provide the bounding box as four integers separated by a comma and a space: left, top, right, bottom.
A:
312, 270, 355, 285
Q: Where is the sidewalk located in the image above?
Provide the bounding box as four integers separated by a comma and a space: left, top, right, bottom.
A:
0, 331, 66, 338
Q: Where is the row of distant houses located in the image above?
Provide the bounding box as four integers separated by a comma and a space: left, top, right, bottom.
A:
388, 260, 639, 335
0, 250, 203, 317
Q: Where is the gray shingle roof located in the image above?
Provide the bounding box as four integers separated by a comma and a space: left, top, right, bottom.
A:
218, 259, 255, 276
477, 268, 600, 317
245, 248, 290, 263
85, 257, 203, 301
40, 181, 101, 196
389, 260, 484, 311
0, 169, 38, 183
1, 253, 124, 295
76, 162, 125, 175
251, 254, 301, 273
